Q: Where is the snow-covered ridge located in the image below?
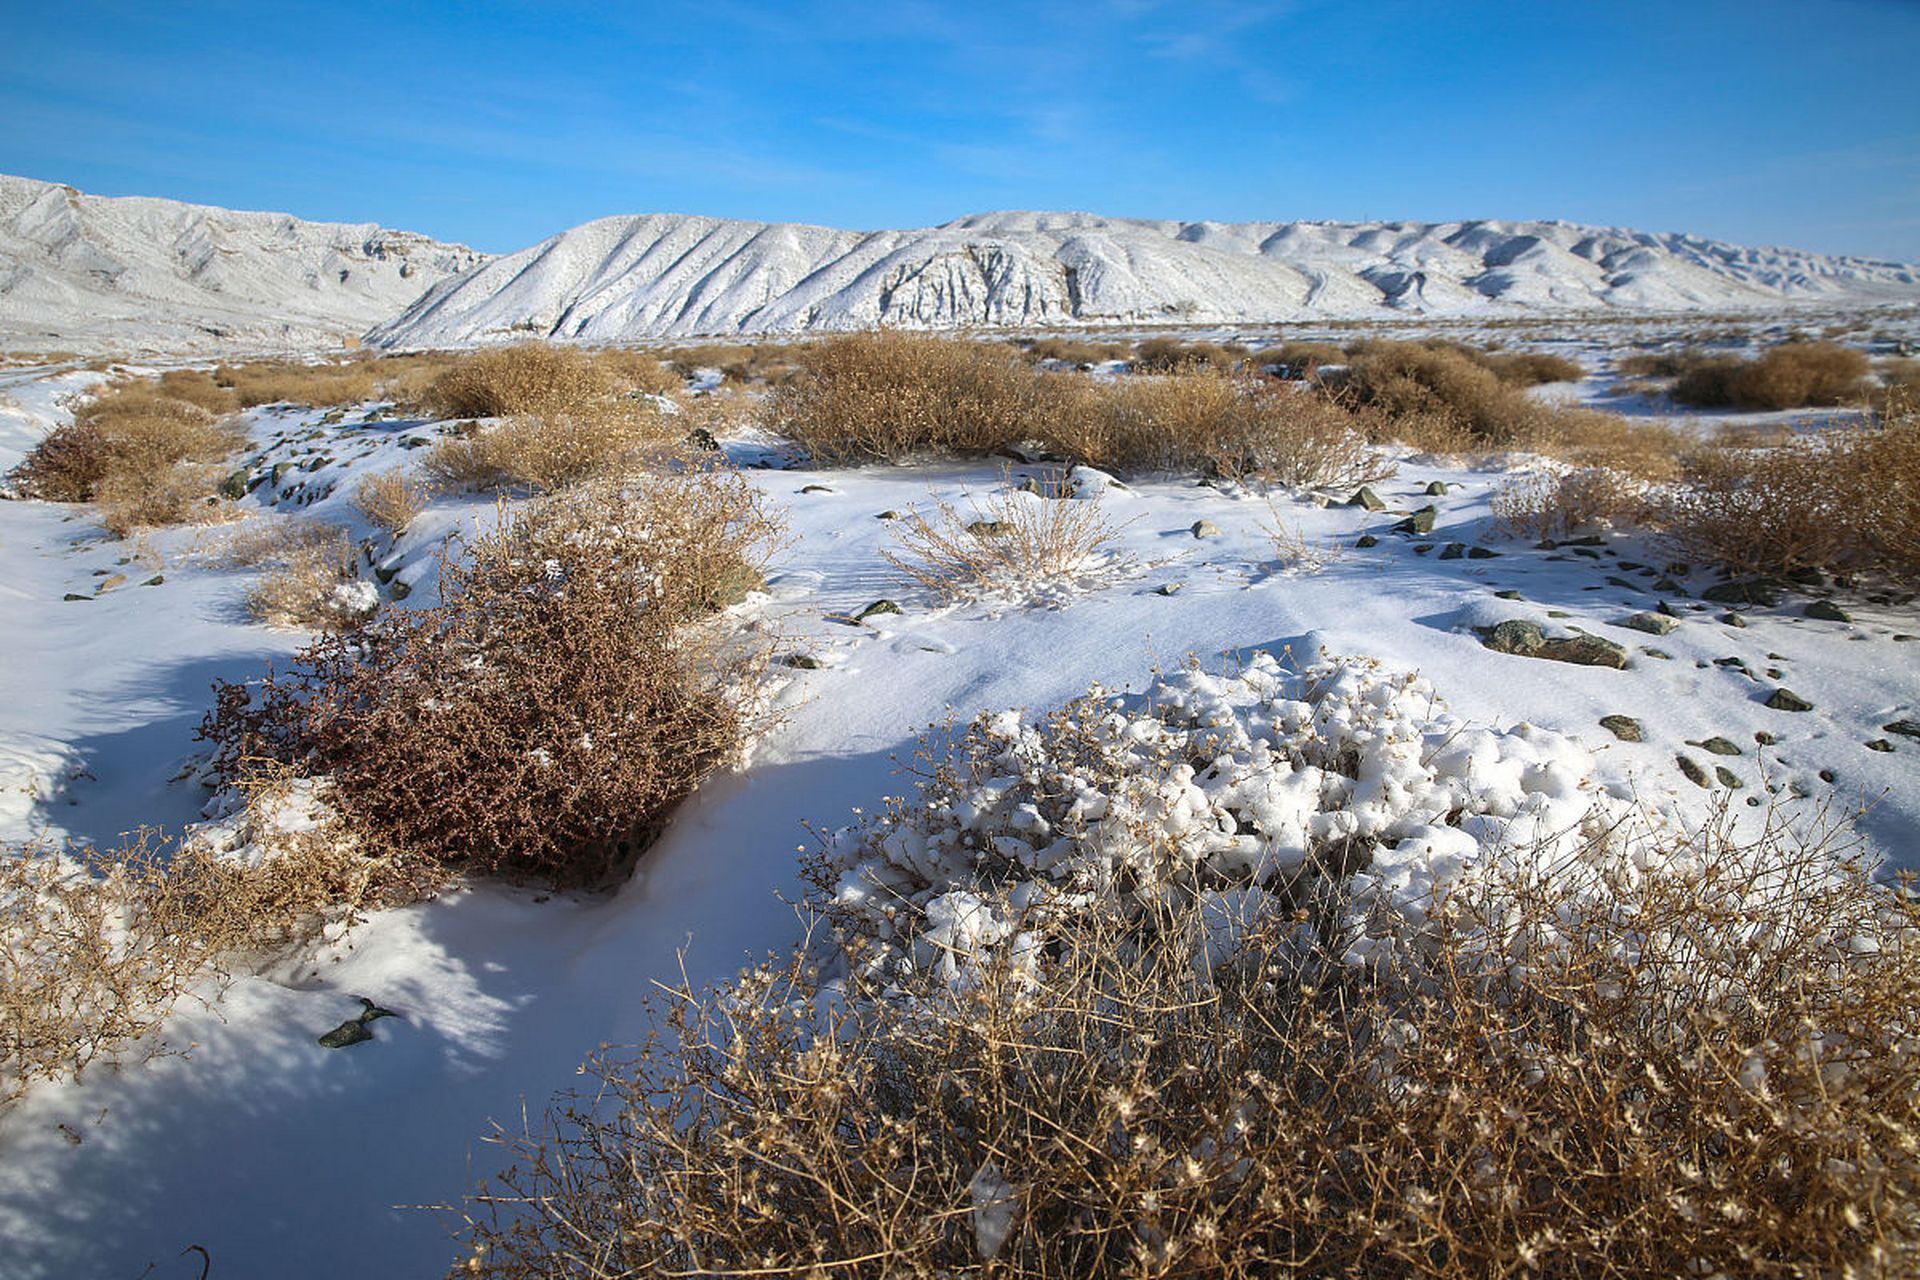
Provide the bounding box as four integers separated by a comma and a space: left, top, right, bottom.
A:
0, 173, 488, 354
372, 208, 1920, 345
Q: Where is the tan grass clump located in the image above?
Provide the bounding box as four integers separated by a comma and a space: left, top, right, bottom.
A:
1658, 414, 1920, 582
1326, 340, 1557, 445
8, 380, 248, 532
207, 359, 378, 409
201, 466, 783, 887
768, 331, 1056, 463
1670, 341, 1870, 411
1253, 340, 1347, 377
883, 478, 1135, 606
351, 467, 433, 536
1020, 336, 1133, 367
452, 816, 1920, 1278
415, 342, 615, 421
1, 795, 394, 1107
1130, 336, 1247, 372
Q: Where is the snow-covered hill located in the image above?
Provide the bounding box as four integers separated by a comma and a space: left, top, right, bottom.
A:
0, 174, 487, 354
371, 209, 1920, 346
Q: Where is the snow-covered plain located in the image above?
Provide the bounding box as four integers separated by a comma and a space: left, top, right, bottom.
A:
0, 359, 1916, 1278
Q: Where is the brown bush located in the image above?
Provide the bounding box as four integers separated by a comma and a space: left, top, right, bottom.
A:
1493, 466, 1651, 539
882, 479, 1136, 605
768, 330, 1056, 463
200, 468, 783, 887
1483, 349, 1584, 385
1658, 414, 1920, 582
9, 380, 248, 531
351, 467, 432, 535
415, 342, 615, 421
1020, 336, 1133, 367
1130, 336, 1247, 372
1670, 341, 1871, 410
1253, 340, 1346, 378
1, 798, 392, 1107
453, 816, 1920, 1278
1325, 340, 1554, 445
421, 406, 675, 492
585, 347, 680, 397
212, 359, 379, 409
155, 369, 241, 415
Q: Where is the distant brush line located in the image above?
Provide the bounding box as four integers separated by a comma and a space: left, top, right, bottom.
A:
370, 209, 1920, 346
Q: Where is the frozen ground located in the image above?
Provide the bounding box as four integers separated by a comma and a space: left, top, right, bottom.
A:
0, 362, 1915, 1278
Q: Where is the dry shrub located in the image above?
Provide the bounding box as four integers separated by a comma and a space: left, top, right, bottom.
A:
415, 342, 616, 420
1020, 336, 1132, 367
1617, 349, 1690, 379
421, 407, 673, 492
201, 467, 783, 887
1326, 340, 1555, 445
351, 467, 432, 535
1, 798, 387, 1106
1253, 340, 1346, 377
9, 379, 248, 532
768, 331, 1055, 463
211, 359, 379, 409
1659, 415, 1920, 582
155, 369, 241, 415
1493, 466, 1651, 539
1525, 409, 1689, 480
660, 341, 812, 386
199, 517, 375, 630
1671, 342, 1870, 410
586, 347, 679, 397
1482, 349, 1584, 385
1056, 369, 1394, 489
453, 817, 1920, 1278
1877, 358, 1920, 413
1131, 336, 1247, 372
883, 480, 1135, 606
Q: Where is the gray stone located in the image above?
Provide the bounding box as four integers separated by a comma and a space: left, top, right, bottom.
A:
800, 484, 834, 495
1720, 612, 1747, 628
1355, 534, 1379, 548
969, 520, 1014, 538
1616, 611, 1677, 636
1394, 505, 1437, 535
1495, 590, 1523, 600
1348, 486, 1385, 511
1599, 715, 1643, 742
1884, 720, 1920, 740
1439, 542, 1466, 560
1424, 480, 1449, 496
1803, 600, 1852, 623
1190, 519, 1222, 538
1677, 756, 1710, 788
1695, 737, 1742, 756
1866, 739, 1895, 753
1715, 766, 1744, 788
1155, 582, 1184, 596
1765, 688, 1813, 712
61, 593, 90, 602
141, 575, 163, 587
1703, 579, 1782, 606
1482, 621, 1629, 669
855, 599, 903, 622
1467, 546, 1499, 559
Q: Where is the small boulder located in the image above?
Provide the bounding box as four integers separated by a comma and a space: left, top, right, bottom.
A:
1695, 737, 1742, 756
1866, 739, 1895, 753
1615, 611, 1677, 636
855, 599, 903, 622
1347, 486, 1385, 511
1599, 715, 1643, 742
1394, 506, 1438, 535
1354, 534, 1379, 549
1439, 542, 1466, 560
1703, 579, 1781, 606
1765, 688, 1813, 712
1677, 756, 1710, 788
1190, 519, 1222, 538
1883, 720, 1920, 741
1424, 480, 1449, 496
968, 520, 1014, 538
1803, 600, 1851, 623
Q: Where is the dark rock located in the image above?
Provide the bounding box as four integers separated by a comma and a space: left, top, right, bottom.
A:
1190, 519, 1222, 538
141, 575, 163, 587
1715, 766, 1744, 788
1866, 739, 1895, 753
1765, 688, 1813, 712
1495, 590, 1523, 600
1355, 534, 1379, 548
1616, 611, 1677, 636
1605, 576, 1642, 592
1754, 731, 1777, 746
1787, 566, 1827, 587
219, 469, 250, 500
785, 653, 823, 670
1884, 720, 1920, 740
1424, 480, 1449, 496
1155, 582, 1184, 596
1641, 647, 1672, 660
876, 510, 901, 520
61, 593, 90, 602
1803, 600, 1851, 623
1563, 535, 1606, 547
1703, 579, 1782, 606
1439, 542, 1466, 560
1652, 577, 1685, 594
1720, 612, 1747, 628
1482, 621, 1629, 669
1599, 715, 1643, 742
855, 599, 903, 622
1394, 505, 1437, 535
1348, 486, 1385, 511
318, 997, 397, 1050
1677, 756, 1710, 788
1696, 737, 1742, 756
800, 484, 834, 495
1414, 544, 1434, 555
1467, 546, 1499, 559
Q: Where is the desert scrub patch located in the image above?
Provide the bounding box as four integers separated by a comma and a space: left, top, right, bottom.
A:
768, 330, 1060, 463
1, 780, 399, 1107
1129, 335, 1248, 372
1669, 340, 1871, 410
351, 467, 433, 536
1323, 339, 1565, 445
201, 465, 784, 887
198, 518, 377, 630
8, 378, 249, 533
1492, 465, 1653, 540
455, 654, 1920, 1278
882, 474, 1138, 607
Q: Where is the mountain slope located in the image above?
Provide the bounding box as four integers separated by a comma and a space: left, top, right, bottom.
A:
372, 210, 1920, 345
0, 174, 487, 353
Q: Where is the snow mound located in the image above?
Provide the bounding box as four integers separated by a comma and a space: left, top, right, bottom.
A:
372, 210, 1920, 345
812, 651, 1745, 987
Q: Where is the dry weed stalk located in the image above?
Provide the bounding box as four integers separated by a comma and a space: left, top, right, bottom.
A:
883, 478, 1137, 606
1492, 467, 1652, 540
452, 811, 1920, 1278
1259, 498, 1344, 573
351, 467, 433, 535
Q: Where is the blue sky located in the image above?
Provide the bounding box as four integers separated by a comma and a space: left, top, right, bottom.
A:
2, 0, 1916, 259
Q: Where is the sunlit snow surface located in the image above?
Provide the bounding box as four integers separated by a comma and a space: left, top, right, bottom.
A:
0, 361, 1915, 1279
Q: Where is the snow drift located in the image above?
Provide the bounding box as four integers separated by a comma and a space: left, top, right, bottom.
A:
372, 208, 1920, 345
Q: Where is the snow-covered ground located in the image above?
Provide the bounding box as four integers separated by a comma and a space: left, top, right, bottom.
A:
0, 364, 1916, 1278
